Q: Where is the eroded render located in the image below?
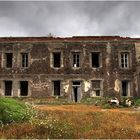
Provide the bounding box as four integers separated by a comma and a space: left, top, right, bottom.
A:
0, 36, 140, 102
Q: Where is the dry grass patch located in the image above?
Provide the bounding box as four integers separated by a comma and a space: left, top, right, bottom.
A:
1, 104, 140, 139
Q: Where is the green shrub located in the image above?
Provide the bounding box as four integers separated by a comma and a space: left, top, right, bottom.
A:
0, 97, 28, 124
134, 98, 140, 106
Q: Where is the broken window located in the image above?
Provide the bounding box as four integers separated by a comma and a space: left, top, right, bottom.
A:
72, 53, 80, 68
5, 81, 12, 96
120, 53, 129, 68
53, 81, 61, 96
53, 52, 61, 68
91, 80, 101, 96
91, 52, 100, 68
121, 81, 130, 96
20, 81, 28, 96
5, 53, 13, 68
21, 53, 28, 67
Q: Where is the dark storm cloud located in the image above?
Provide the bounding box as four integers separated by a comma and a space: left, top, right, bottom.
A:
0, 1, 140, 37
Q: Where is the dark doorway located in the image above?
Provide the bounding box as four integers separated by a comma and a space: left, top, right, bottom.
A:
53, 81, 60, 96
5, 81, 12, 96
53, 52, 61, 67
20, 81, 28, 96
122, 81, 128, 96
91, 52, 100, 68
6, 53, 13, 68
72, 81, 81, 102
73, 87, 78, 102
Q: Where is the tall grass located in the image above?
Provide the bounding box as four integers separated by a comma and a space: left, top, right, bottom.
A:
0, 107, 140, 139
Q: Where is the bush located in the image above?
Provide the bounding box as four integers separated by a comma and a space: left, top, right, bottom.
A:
134, 98, 140, 106
0, 97, 28, 124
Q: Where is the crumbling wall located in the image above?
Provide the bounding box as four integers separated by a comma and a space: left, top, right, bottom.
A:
0, 38, 138, 99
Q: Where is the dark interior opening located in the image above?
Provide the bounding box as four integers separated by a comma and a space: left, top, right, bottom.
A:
20, 81, 28, 96
6, 53, 13, 68
53, 81, 60, 96
73, 87, 78, 102
96, 90, 100, 96
122, 81, 128, 96
53, 52, 61, 67
5, 81, 12, 96
92, 52, 100, 67
73, 81, 81, 86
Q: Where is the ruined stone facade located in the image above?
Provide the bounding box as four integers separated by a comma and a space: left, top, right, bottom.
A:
0, 36, 140, 102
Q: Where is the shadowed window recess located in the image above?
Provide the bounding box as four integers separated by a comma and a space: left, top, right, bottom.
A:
53, 52, 61, 68
91, 52, 101, 68
5, 53, 13, 68
53, 81, 61, 96
4, 81, 12, 96
20, 81, 28, 96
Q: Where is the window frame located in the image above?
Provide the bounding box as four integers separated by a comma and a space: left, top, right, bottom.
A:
50, 51, 63, 69
3, 53, 13, 68
53, 52, 61, 68
91, 79, 103, 97
4, 80, 13, 97
121, 80, 131, 97
90, 51, 102, 68
52, 80, 61, 96
21, 53, 29, 68
119, 51, 131, 69
72, 52, 81, 68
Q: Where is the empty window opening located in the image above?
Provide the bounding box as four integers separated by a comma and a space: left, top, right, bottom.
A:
21, 53, 28, 67
53, 52, 61, 67
5, 81, 12, 96
91, 80, 101, 96
120, 53, 129, 68
6, 53, 13, 68
91, 52, 100, 68
122, 81, 129, 96
72, 53, 80, 67
20, 81, 28, 96
53, 81, 61, 96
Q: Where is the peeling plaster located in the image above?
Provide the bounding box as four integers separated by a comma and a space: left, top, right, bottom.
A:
114, 79, 121, 93
107, 71, 110, 76
134, 77, 138, 94
63, 81, 69, 93
90, 91, 96, 97
84, 81, 90, 92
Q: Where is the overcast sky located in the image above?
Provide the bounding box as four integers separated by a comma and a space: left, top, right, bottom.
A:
0, 1, 140, 37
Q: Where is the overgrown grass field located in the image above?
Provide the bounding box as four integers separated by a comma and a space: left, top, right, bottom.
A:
0, 97, 140, 139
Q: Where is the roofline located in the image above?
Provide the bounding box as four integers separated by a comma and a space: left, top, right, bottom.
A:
0, 36, 140, 42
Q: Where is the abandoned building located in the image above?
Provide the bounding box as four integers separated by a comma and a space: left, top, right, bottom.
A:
0, 36, 140, 102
